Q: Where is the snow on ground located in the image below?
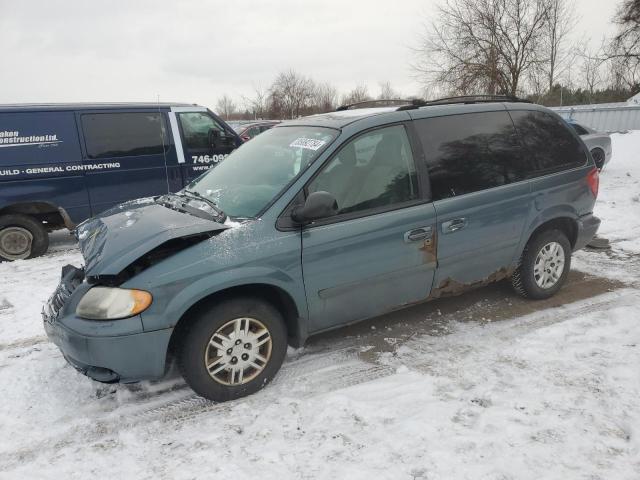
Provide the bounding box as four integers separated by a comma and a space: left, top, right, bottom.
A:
591, 131, 640, 252
1, 133, 639, 479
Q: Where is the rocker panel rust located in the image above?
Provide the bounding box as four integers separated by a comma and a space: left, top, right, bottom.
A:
428, 266, 515, 299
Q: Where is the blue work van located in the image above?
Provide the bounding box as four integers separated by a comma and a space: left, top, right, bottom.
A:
0, 103, 241, 260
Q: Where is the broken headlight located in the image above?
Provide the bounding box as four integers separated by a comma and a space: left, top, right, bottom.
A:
76, 287, 152, 320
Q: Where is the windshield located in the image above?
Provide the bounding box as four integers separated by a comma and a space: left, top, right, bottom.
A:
186, 126, 338, 218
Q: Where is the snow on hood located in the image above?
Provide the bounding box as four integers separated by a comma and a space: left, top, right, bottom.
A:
76, 198, 229, 279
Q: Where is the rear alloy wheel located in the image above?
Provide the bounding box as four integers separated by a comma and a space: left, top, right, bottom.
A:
533, 241, 565, 289
511, 229, 571, 300
0, 214, 49, 261
177, 297, 287, 401
591, 148, 605, 170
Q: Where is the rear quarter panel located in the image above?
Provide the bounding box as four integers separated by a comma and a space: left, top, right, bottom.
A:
521, 164, 596, 251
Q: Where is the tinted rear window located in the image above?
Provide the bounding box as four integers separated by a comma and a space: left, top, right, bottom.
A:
509, 111, 587, 174
82, 112, 168, 159
415, 111, 533, 200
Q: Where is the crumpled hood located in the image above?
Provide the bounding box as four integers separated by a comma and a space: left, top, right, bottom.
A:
76, 198, 229, 278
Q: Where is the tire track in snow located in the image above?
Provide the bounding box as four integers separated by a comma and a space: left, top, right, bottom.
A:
2, 290, 637, 472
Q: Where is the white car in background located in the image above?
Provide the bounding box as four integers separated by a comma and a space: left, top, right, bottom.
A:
567, 120, 612, 169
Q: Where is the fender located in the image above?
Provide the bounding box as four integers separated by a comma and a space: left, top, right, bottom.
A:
140, 265, 309, 342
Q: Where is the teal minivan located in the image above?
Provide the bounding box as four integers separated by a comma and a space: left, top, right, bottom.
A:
44, 96, 601, 401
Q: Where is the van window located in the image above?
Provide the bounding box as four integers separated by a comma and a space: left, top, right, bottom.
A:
178, 112, 226, 151
82, 113, 168, 159
415, 111, 532, 200
308, 125, 418, 215
510, 111, 587, 173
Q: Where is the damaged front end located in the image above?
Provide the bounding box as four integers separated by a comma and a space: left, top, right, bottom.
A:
75, 197, 230, 285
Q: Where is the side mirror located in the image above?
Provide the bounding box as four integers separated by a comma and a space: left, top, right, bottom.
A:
291, 191, 339, 224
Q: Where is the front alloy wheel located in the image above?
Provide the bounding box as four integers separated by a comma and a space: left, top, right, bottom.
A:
205, 317, 272, 386
177, 297, 287, 402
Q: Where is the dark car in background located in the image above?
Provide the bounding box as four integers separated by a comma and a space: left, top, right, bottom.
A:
0, 103, 241, 260
231, 120, 280, 142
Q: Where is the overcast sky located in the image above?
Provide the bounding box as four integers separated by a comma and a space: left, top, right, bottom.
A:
0, 0, 620, 111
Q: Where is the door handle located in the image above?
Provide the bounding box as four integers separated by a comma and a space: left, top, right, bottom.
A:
442, 218, 467, 234
404, 226, 433, 243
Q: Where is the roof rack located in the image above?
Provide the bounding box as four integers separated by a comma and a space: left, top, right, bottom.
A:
335, 99, 423, 111
421, 95, 530, 107
333, 95, 530, 113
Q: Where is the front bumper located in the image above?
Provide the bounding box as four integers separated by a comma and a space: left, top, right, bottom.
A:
44, 319, 173, 383
43, 264, 173, 383
574, 213, 601, 251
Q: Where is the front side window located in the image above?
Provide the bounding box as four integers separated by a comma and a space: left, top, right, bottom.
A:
415, 111, 532, 200
510, 111, 587, 174
187, 126, 337, 218
308, 125, 418, 215
178, 112, 225, 151
82, 112, 168, 159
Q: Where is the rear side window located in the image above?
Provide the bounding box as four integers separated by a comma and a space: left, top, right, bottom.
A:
509, 111, 587, 174
82, 113, 168, 159
415, 111, 533, 200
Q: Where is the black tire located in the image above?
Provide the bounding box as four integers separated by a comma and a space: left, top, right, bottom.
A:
511, 229, 571, 300
591, 148, 605, 170
176, 296, 287, 402
0, 214, 49, 261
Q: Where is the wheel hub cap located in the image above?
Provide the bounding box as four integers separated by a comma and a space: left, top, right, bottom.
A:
0, 227, 33, 260
533, 241, 565, 289
204, 317, 272, 386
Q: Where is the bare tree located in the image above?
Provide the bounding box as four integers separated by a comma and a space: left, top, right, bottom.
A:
542, 0, 578, 91
341, 84, 371, 105
270, 70, 316, 119
242, 86, 269, 119
414, 0, 551, 96
215, 95, 236, 119
578, 44, 604, 103
607, 0, 640, 90
378, 81, 401, 99
313, 82, 339, 112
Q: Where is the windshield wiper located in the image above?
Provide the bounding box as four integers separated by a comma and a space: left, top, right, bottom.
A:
181, 189, 223, 210
165, 190, 227, 223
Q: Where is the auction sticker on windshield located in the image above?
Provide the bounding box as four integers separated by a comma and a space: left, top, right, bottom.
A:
289, 138, 326, 151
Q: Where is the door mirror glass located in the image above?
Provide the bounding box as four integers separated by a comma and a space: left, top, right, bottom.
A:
292, 191, 338, 223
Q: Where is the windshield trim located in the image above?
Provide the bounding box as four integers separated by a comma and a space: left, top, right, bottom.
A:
253, 125, 341, 219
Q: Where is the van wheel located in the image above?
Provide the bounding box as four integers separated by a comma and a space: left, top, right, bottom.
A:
176, 297, 287, 402
511, 229, 571, 300
0, 214, 49, 261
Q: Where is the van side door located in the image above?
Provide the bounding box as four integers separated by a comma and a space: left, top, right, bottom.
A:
78, 109, 180, 215
169, 107, 240, 185
412, 110, 535, 296
0, 109, 91, 224
300, 124, 437, 333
